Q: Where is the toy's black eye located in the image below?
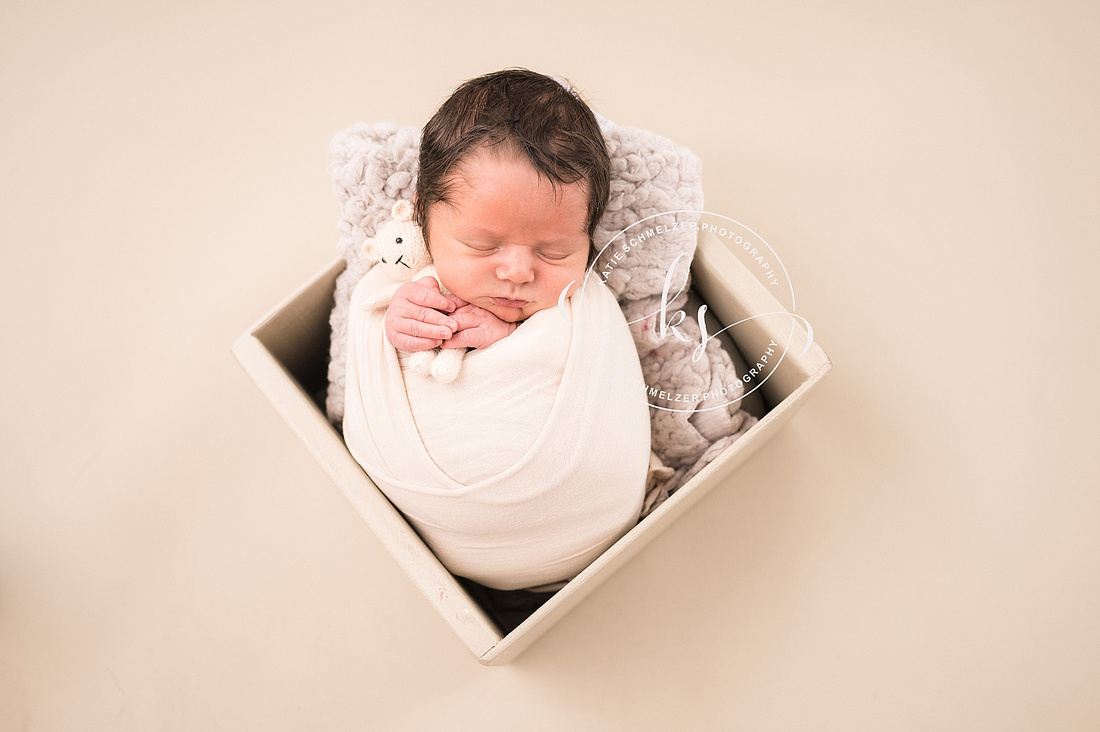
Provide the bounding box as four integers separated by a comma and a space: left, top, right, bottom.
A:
395, 237, 403, 244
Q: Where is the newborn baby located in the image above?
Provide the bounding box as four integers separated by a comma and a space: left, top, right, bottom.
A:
343, 69, 650, 591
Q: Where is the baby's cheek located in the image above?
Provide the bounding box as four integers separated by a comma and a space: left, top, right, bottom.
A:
556, 267, 585, 301
432, 260, 469, 301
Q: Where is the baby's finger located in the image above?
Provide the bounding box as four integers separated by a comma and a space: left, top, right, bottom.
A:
443, 292, 469, 310
448, 310, 480, 332
386, 331, 444, 351
413, 276, 440, 291
407, 306, 458, 333
398, 315, 454, 341
408, 277, 455, 312
388, 295, 458, 330
441, 326, 485, 350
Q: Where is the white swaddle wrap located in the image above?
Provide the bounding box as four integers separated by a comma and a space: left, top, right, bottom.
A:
343, 268, 651, 591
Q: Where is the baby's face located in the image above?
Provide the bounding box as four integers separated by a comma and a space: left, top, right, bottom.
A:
425, 148, 590, 323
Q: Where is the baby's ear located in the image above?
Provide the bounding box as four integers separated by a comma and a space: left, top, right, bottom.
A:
391, 199, 414, 221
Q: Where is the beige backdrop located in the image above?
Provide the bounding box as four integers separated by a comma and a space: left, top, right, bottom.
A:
2, 1, 1098, 730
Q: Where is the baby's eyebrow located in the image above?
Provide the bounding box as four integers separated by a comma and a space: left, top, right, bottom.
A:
534, 235, 585, 247
453, 221, 502, 239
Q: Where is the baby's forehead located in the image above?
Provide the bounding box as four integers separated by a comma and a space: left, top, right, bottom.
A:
444, 152, 587, 220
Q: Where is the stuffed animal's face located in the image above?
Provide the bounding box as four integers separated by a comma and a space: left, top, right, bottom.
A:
362, 200, 432, 281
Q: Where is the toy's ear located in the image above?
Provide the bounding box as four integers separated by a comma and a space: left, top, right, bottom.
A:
361, 237, 376, 260
391, 199, 414, 222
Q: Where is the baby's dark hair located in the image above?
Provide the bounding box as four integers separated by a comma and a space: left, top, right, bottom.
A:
416, 68, 610, 251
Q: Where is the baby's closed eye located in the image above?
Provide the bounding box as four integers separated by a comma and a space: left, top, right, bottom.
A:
461, 240, 498, 254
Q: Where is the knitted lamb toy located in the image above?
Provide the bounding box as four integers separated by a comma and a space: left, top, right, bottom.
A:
358, 199, 464, 383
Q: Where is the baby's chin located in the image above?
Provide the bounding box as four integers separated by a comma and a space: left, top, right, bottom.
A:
482, 300, 537, 323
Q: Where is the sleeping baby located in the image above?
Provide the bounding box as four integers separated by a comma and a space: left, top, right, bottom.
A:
343, 69, 650, 592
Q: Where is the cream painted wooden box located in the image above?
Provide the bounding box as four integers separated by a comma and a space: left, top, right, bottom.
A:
232, 229, 831, 664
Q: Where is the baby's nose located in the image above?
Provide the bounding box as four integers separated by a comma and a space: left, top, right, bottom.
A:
495, 250, 535, 283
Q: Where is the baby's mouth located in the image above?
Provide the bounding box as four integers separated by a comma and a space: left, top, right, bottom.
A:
491, 297, 528, 308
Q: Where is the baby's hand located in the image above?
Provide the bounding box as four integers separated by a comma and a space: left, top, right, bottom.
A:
442, 304, 520, 350
384, 277, 465, 352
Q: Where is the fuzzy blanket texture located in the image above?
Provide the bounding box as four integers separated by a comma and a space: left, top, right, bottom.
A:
325, 116, 755, 504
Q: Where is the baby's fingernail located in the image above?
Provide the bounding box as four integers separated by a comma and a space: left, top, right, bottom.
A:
441, 330, 452, 339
